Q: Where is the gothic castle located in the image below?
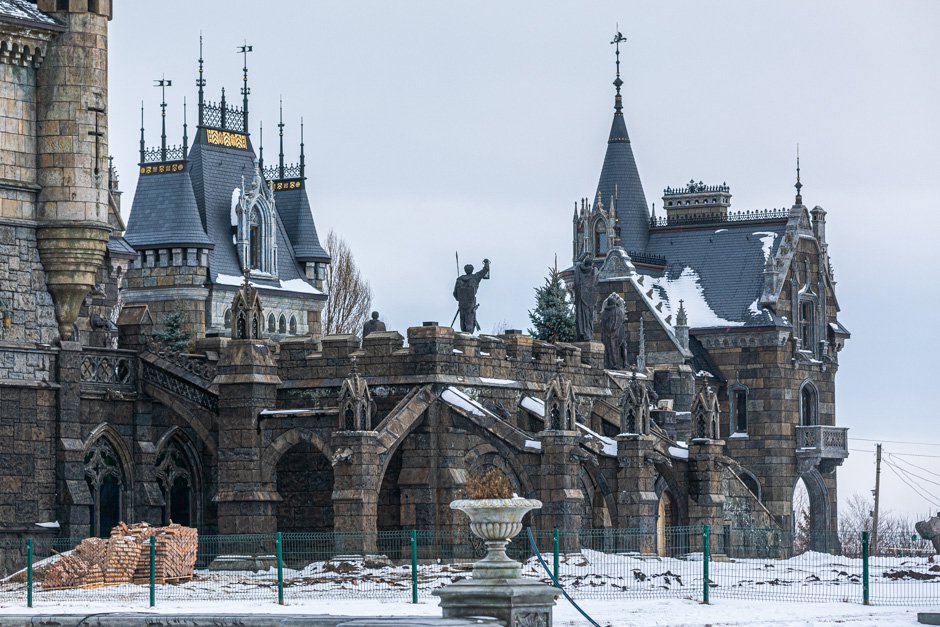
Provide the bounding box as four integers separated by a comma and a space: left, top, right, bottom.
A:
0, 1, 849, 565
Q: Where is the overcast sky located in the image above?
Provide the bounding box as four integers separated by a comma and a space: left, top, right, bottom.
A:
108, 1, 940, 521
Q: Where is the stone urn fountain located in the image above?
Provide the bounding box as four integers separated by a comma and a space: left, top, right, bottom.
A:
434, 497, 558, 626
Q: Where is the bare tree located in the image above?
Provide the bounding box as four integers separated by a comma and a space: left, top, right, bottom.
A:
323, 230, 373, 336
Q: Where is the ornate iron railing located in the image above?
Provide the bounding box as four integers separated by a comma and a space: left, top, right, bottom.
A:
651, 208, 790, 227
627, 251, 667, 266
141, 360, 218, 413
80, 349, 137, 390
664, 180, 730, 195
262, 162, 303, 181
141, 145, 186, 164
202, 101, 246, 132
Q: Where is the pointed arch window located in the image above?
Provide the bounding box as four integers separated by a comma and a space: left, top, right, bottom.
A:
156, 441, 196, 527
223, 309, 231, 329
278, 314, 287, 334
267, 313, 276, 333
594, 220, 609, 255
729, 384, 748, 434
288, 315, 297, 335
84, 437, 126, 538
800, 381, 818, 426
236, 167, 278, 277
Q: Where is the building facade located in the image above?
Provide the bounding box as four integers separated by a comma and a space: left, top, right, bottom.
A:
0, 2, 848, 568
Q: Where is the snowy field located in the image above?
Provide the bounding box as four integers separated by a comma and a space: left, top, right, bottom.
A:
0, 547, 937, 625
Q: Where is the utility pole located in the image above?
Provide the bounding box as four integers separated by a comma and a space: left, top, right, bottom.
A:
871, 443, 882, 556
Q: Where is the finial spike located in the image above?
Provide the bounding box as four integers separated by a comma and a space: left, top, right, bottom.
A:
299, 116, 306, 180
139, 100, 145, 164
795, 143, 803, 204
154, 74, 172, 161
197, 33, 205, 127
258, 120, 264, 170
610, 26, 626, 114
278, 96, 285, 180
182, 96, 188, 157
237, 41, 253, 132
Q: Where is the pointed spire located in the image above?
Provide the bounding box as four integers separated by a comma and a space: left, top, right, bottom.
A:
676, 299, 688, 327
220, 87, 227, 128
278, 97, 285, 180
258, 120, 264, 170
196, 33, 205, 127
182, 96, 188, 157
154, 75, 172, 162
794, 143, 803, 205
299, 117, 306, 180
238, 41, 253, 133
139, 100, 145, 164
610, 27, 626, 115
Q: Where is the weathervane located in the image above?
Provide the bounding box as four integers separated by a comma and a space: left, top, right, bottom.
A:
610, 25, 627, 113
238, 41, 253, 132
795, 143, 803, 204
154, 75, 172, 162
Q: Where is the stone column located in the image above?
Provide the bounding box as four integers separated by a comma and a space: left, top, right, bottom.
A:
538, 430, 583, 551
213, 340, 281, 535
330, 430, 381, 556
36, 1, 113, 340
688, 438, 727, 551
616, 434, 659, 553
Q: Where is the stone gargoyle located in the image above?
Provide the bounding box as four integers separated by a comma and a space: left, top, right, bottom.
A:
915, 514, 940, 553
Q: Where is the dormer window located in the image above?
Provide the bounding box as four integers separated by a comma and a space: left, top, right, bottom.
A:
235, 161, 278, 276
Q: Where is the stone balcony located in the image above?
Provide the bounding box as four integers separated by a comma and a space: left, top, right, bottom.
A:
796, 425, 849, 474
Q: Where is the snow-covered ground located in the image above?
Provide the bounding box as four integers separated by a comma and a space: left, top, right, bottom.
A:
0, 548, 936, 625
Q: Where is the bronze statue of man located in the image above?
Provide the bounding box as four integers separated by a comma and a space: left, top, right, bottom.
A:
453, 259, 490, 333
600, 293, 628, 370
362, 311, 386, 338
573, 255, 599, 341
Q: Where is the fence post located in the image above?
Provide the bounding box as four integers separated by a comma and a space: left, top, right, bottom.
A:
276, 532, 284, 605
410, 530, 418, 604
552, 529, 559, 581
702, 525, 710, 605
26, 538, 32, 608
862, 531, 870, 606
149, 535, 156, 608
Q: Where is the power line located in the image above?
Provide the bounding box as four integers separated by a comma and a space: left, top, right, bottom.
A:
850, 448, 940, 459
882, 459, 940, 508
886, 455, 940, 489
888, 453, 940, 481
851, 437, 940, 447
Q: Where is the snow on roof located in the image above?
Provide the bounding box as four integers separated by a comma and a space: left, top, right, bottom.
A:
216, 274, 323, 296
646, 266, 745, 329
524, 439, 542, 451
520, 396, 545, 418
576, 422, 617, 457
0, 0, 59, 25
668, 445, 689, 460
480, 377, 517, 386
441, 387, 488, 418
753, 231, 778, 262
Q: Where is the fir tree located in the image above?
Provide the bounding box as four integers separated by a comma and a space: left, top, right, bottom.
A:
155, 309, 193, 353
528, 263, 576, 343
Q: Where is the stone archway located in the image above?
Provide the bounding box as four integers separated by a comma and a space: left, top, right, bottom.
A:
657, 490, 677, 557
274, 440, 334, 533
794, 469, 833, 554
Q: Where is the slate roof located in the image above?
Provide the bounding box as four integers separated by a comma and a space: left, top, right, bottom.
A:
0, 0, 61, 28
274, 186, 330, 263
639, 221, 789, 328
106, 236, 137, 258
595, 110, 649, 254
185, 130, 314, 292
124, 167, 213, 249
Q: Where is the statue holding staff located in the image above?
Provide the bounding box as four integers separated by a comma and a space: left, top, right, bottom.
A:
452, 258, 490, 333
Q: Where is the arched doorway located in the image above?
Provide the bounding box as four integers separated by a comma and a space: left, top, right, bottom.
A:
274, 441, 334, 533
657, 490, 676, 557
792, 470, 833, 554
800, 381, 818, 426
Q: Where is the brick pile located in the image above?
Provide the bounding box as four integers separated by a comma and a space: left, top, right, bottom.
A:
41, 522, 198, 590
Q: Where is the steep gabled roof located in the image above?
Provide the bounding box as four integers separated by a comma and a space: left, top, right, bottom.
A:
639, 221, 789, 328
125, 166, 213, 249
274, 186, 330, 263
0, 0, 62, 29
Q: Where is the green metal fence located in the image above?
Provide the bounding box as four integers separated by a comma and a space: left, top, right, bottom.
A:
0, 526, 936, 608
